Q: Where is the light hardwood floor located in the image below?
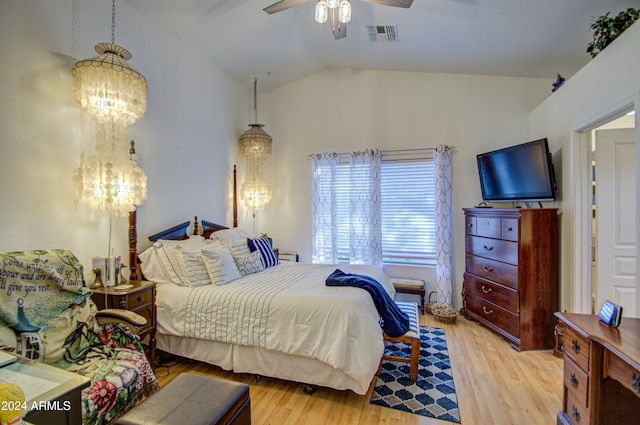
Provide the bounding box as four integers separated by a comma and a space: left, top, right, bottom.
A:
152, 313, 564, 424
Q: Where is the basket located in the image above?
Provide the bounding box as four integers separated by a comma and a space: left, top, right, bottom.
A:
425, 291, 437, 315
431, 303, 458, 324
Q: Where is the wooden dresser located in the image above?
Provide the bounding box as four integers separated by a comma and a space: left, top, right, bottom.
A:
556, 312, 640, 425
462, 208, 558, 351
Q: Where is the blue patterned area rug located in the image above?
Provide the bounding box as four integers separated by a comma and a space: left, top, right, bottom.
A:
370, 326, 462, 423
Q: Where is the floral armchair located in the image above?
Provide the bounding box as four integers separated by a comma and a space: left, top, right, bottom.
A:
0, 249, 157, 424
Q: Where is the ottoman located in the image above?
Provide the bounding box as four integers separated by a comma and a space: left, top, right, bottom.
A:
116, 373, 250, 425
390, 278, 426, 314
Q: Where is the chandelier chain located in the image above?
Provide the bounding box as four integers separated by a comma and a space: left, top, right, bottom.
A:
111, 0, 116, 44
253, 77, 258, 123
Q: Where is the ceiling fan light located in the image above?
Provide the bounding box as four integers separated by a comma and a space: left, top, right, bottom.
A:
315, 0, 328, 23
327, 0, 339, 9
338, 0, 351, 24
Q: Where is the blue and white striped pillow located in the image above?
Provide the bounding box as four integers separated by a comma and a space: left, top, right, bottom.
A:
247, 237, 278, 269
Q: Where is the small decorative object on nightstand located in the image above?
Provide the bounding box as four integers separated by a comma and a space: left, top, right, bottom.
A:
91, 281, 157, 366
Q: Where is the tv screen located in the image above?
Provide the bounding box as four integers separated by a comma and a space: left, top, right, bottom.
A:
477, 138, 556, 202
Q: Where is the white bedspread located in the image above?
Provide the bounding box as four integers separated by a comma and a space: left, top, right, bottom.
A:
156, 262, 394, 387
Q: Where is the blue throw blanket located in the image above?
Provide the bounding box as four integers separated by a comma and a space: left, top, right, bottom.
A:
325, 269, 409, 337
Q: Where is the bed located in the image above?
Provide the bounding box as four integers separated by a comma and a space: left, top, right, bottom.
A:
126, 170, 395, 394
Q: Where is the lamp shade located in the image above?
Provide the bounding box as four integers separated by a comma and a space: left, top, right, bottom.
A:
238, 124, 273, 162
72, 43, 148, 127
73, 153, 147, 218
241, 177, 272, 211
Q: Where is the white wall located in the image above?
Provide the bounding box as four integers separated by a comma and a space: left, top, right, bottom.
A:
253, 69, 550, 306
0, 1, 247, 274
529, 22, 640, 313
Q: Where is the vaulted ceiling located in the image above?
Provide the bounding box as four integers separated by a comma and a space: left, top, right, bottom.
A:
124, 0, 639, 92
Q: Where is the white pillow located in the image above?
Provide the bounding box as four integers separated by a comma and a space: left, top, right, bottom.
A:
227, 239, 250, 259
154, 236, 212, 286
201, 245, 241, 285
176, 246, 211, 287
234, 251, 264, 275
211, 227, 250, 244
138, 245, 172, 283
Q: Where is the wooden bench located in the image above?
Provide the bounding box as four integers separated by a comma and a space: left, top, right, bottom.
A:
381, 301, 421, 381
115, 373, 250, 425
390, 278, 426, 314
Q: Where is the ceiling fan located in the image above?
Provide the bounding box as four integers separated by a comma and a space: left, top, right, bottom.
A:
264, 0, 413, 40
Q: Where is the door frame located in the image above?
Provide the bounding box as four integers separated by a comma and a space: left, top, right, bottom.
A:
571, 92, 640, 315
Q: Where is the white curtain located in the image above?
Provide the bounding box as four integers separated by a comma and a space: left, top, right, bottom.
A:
311, 150, 382, 266
349, 150, 382, 267
434, 144, 453, 306
311, 152, 338, 264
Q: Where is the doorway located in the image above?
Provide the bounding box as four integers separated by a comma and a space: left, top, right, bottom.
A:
591, 115, 636, 316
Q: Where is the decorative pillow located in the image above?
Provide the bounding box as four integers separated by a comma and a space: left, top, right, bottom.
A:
201, 246, 241, 285
234, 251, 264, 275
247, 237, 278, 269
176, 246, 211, 287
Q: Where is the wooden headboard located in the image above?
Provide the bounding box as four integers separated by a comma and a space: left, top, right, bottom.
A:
128, 165, 238, 280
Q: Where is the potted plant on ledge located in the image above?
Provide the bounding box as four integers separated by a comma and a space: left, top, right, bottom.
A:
587, 7, 639, 57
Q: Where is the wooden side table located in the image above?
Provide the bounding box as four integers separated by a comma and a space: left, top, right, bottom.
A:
91, 280, 157, 367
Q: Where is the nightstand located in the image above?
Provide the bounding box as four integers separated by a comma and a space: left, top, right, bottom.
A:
91, 280, 157, 367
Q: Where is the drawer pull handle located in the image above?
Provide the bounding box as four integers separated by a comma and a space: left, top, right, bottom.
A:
633, 373, 640, 393
137, 296, 143, 302
506, 227, 513, 232
482, 265, 494, 272
571, 339, 581, 353
483, 245, 494, 251
571, 406, 580, 422
482, 306, 494, 315
481, 285, 493, 294
468, 223, 473, 228
570, 373, 579, 388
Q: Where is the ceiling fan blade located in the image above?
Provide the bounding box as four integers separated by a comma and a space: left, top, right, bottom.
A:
328, 8, 347, 40
361, 0, 413, 8
263, 0, 312, 15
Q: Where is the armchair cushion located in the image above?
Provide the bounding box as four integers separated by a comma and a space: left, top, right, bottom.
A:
96, 309, 147, 329
0, 249, 157, 424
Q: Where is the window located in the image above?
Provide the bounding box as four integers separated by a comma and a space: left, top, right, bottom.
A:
380, 155, 435, 264
317, 150, 436, 265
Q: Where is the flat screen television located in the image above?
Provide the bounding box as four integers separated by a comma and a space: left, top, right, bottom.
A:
476, 138, 556, 202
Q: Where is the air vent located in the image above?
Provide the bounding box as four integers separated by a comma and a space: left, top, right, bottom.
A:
366, 25, 399, 43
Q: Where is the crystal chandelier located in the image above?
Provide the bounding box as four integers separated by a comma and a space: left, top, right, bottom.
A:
72, 0, 148, 217
239, 78, 272, 211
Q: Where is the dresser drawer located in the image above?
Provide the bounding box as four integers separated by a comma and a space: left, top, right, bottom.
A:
564, 356, 589, 408
501, 218, 519, 241
465, 216, 477, 235
463, 273, 518, 313
476, 217, 501, 238
606, 351, 640, 399
465, 255, 518, 289
465, 293, 519, 337
564, 389, 590, 425
466, 235, 519, 265
565, 326, 590, 373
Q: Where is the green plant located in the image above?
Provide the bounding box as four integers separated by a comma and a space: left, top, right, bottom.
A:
587, 8, 639, 58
